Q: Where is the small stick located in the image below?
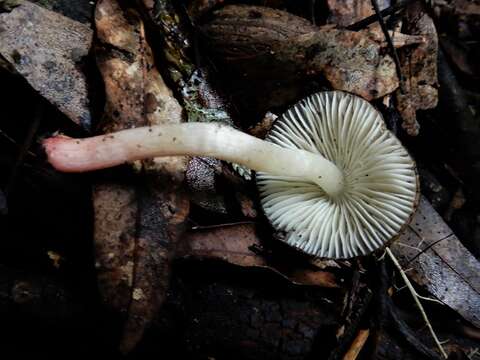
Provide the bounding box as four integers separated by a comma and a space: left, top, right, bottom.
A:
404, 233, 454, 267
343, 329, 370, 360
386, 247, 448, 358
378, 260, 442, 360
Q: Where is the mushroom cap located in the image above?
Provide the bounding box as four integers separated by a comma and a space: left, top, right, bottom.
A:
256, 91, 419, 259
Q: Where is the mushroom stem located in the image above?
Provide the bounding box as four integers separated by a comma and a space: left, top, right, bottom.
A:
43, 123, 345, 196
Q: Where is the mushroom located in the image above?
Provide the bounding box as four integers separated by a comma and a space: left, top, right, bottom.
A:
257, 92, 418, 258
43, 91, 418, 258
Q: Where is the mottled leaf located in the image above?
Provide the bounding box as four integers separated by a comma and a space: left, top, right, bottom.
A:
391, 196, 480, 327
0, 1, 92, 130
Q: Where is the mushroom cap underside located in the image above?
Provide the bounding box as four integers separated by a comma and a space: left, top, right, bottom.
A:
256, 91, 419, 259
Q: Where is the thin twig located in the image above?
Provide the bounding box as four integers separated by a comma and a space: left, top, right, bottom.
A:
404, 233, 454, 267
395, 242, 424, 252
378, 261, 442, 360
386, 248, 448, 358
370, 0, 405, 92
190, 221, 256, 230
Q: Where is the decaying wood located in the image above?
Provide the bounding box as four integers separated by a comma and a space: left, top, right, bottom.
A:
93, 0, 189, 352
153, 274, 342, 360
391, 196, 480, 328
0, 1, 93, 130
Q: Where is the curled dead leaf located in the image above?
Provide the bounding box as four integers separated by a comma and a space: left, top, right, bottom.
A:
178, 223, 339, 288
202, 5, 399, 101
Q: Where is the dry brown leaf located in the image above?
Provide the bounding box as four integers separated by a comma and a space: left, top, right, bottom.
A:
0, 1, 93, 130
395, 2, 439, 136
391, 196, 480, 327
324, 0, 437, 135
301, 30, 398, 100
202, 5, 399, 101
178, 223, 339, 288
93, 0, 189, 352
235, 192, 258, 219
248, 112, 277, 139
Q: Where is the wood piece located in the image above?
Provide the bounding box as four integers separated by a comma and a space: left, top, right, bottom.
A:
153, 273, 342, 360
342, 329, 369, 360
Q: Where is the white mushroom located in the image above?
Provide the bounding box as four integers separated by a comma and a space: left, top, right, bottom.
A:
43, 91, 418, 259
257, 91, 418, 258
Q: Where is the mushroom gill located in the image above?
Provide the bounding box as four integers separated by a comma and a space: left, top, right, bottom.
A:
257, 91, 418, 259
